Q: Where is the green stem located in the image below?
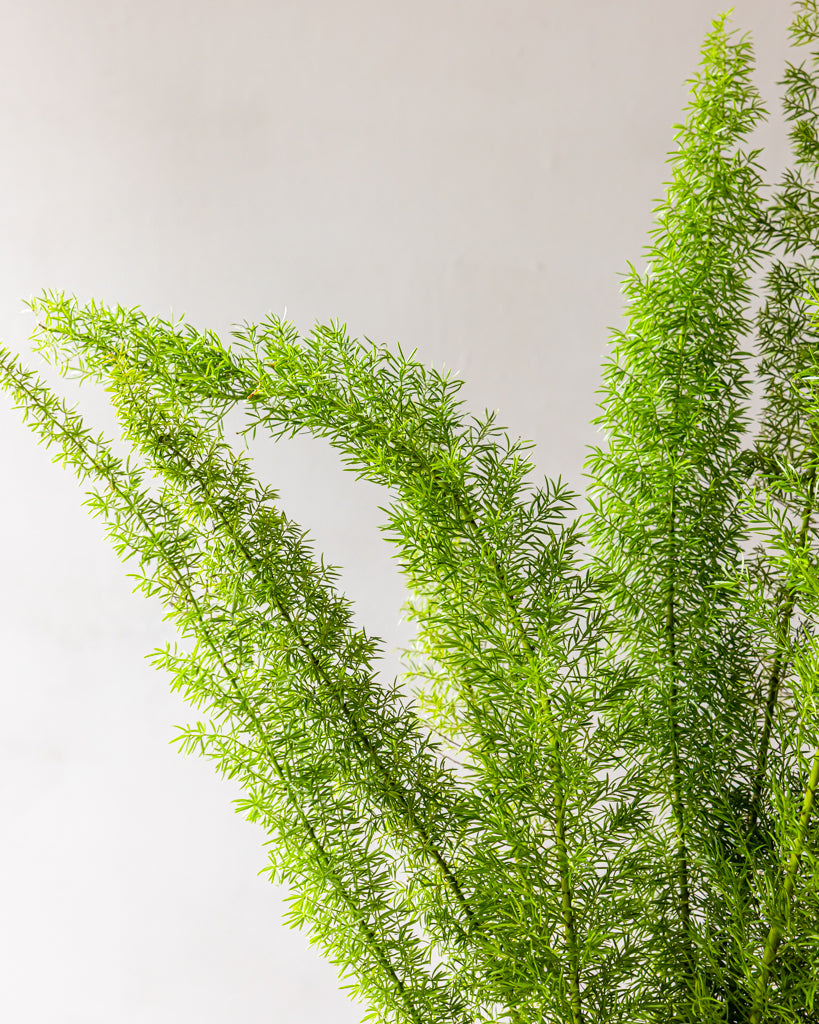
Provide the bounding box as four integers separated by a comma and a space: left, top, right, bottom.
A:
748, 745, 819, 1024
665, 479, 695, 972
748, 466, 817, 840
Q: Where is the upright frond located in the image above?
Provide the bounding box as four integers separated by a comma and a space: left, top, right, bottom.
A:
584, 14, 769, 1020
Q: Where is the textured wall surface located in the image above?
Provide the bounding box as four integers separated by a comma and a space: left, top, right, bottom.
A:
0, 2, 795, 1021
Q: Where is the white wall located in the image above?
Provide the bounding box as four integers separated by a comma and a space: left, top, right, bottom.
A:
0, 1, 796, 1021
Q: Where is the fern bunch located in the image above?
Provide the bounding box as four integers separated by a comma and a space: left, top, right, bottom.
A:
5, 4, 819, 1023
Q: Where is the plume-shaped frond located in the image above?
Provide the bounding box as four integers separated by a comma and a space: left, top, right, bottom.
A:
584, 14, 769, 1020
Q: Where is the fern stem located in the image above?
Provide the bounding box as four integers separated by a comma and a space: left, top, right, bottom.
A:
552, 757, 585, 1024
748, 466, 817, 840
748, 744, 819, 1024
664, 477, 696, 1009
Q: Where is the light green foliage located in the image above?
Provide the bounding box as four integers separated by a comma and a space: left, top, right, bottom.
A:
4, 5, 819, 1023
584, 14, 771, 1021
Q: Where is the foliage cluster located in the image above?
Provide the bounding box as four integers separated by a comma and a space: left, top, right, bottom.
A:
5, 4, 819, 1022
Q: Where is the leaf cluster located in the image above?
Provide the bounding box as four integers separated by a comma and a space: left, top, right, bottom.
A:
5, 5, 819, 1023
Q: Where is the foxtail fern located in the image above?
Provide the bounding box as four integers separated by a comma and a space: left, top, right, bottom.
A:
5, 4, 819, 1023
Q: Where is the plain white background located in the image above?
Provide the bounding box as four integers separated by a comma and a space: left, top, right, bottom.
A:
0, 1, 798, 1020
